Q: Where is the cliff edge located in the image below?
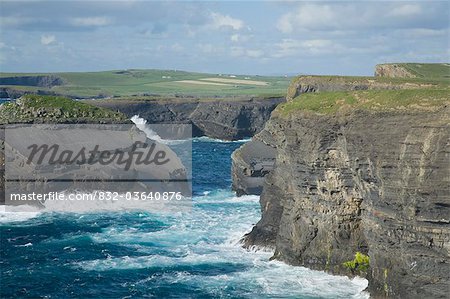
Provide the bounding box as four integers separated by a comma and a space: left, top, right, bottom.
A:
375, 63, 450, 79
239, 88, 450, 298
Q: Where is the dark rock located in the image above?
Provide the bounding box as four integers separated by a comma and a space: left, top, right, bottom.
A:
0, 87, 58, 99
286, 76, 435, 101
90, 97, 284, 140
375, 64, 416, 78
241, 106, 450, 298
0, 75, 65, 88
231, 139, 277, 196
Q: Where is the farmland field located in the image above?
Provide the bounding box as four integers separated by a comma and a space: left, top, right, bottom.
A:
0, 69, 291, 98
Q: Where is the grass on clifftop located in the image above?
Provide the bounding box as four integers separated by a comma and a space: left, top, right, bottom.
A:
278, 89, 450, 115
0, 94, 127, 124
396, 63, 450, 79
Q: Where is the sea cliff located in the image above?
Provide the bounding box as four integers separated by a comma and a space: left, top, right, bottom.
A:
90, 96, 284, 140
235, 86, 450, 298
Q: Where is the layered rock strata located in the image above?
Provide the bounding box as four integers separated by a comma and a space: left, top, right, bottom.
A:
91, 97, 284, 140
241, 105, 450, 298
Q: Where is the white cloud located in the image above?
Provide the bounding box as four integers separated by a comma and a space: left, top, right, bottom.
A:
397, 28, 448, 38
276, 2, 429, 33
0, 16, 36, 27
246, 49, 264, 58
210, 12, 244, 31
274, 39, 339, 58
40, 34, 56, 45
198, 43, 216, 54
230, 46, 245, 57
388, 4, 422, 17
230, 34, 250, 43
230, 46, 264, 59
70, 17, 112, 27
171, 43, 184, 52
277, 4, 336, 33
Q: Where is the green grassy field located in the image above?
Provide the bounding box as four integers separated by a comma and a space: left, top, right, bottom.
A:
397, 63, 450, 79
0, 69, 291, 98
278, 89, 450, 115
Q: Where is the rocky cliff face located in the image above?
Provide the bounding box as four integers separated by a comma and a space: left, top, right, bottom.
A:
240, 105, 450, 298
0, 75, 65, 88
285, 76, 436, 101
91, 97, 284, 140
0, 87, 59, 99
375, 64, 416, 78
234, 76, 444, 197
231, 139, 277, 196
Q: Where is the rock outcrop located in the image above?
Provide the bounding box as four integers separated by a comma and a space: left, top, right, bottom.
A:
375, 64, 416, 78
241, 102, 450, 298
0, 95, 127, 124
91, 97, 284, 140
234, 74, 445, 197
0, 75, 65, 88
0, 87, 59, 99
0, 95, 190, 205
3, 125, 190, 206
286, 75, 436, 101
231, 139, 277, 196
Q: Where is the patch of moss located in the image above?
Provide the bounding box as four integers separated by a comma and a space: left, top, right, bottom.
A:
383, 268, 389, 296
343, 252, 370, 274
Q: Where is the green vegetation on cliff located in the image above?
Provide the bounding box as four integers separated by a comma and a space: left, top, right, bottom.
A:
278, 89, 450, 115
343, 252, 370, 274
0, 95, 127, 124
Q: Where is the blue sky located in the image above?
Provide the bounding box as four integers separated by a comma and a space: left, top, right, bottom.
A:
0, 1, 448, 75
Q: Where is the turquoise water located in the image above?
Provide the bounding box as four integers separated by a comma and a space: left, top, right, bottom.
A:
0, 139, 368, 298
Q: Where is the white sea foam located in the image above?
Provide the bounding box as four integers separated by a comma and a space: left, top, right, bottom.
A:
131, 115, 251, 144
70, 189, 368, 298
130, 115, 189, 145
192, 136, 251, 143
0, 205, 41, 223
2, 136, 368, 298
130, 115, 166, 143
15, 242, 33, 247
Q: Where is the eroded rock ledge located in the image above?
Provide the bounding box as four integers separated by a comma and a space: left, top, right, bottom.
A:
91, 97, 284, 140
286, 75, 439, 101
240, 105, 450, 298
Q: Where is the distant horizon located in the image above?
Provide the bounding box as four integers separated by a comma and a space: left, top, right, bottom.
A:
1, 1, 448, 76
1, 61, 448, 78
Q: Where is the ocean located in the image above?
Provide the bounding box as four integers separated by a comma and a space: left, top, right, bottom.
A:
0, 136, 368, 298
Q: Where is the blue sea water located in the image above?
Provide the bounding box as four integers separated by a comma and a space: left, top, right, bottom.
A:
0, 138, 368, 299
